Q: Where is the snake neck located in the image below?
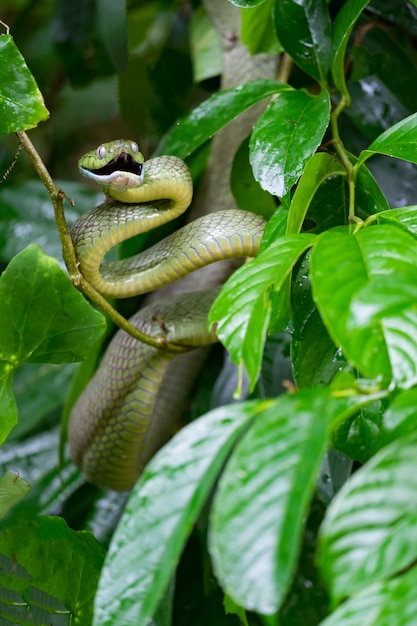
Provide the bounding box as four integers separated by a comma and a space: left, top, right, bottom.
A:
70, 154, 193, 297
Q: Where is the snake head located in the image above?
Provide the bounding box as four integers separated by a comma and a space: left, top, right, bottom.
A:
78, 140, 145, 189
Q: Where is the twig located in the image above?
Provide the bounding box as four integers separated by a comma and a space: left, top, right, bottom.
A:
16, 131, 187, 353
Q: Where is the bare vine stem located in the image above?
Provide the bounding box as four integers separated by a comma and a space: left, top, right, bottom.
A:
330, 97, 361, 224
16, 131, 188, 354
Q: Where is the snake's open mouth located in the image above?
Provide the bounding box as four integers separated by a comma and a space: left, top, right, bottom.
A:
88, 152, 143, 177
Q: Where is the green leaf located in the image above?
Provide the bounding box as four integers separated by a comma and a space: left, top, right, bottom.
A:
161, 80, 292, 158
241, 0, 282, 55
0, 514, 104, 624
286, 153, 346, 235
319, 566, 417, 626
378, 387, 417, 447
291, 251, 348, 389
318, 431, 417, 602
224, 594, 249, 626
358, 111, 417, 167
274, 0, 332, 83
231, 137, 277, 218
190, 5, 222, 82
355, 161, 391, 216
302, 173, 349, 233
93, 401, 264, 626
377, 205, 417, 235
345, 78, 409, 142
333, 399, 386, 464
250, 89, 331, 197
209, 388, 385, 615
259, 205, 288, 251
0, 363, 17, 445
96, 0, 127, 72
208, 234, 316, 389
310, 224, 417, 386
0, 35, 49, 133
360, 27, 417, 116
292, 309, 345, 388
332, 0, 371, 97
318, 448, 353, 507
0, 245, 106, 365
0, 472, 30, 519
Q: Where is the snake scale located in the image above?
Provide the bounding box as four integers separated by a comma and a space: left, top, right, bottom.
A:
68, 1, 278, 490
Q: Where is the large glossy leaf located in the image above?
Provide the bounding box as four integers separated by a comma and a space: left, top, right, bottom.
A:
318, 430, 417, 602
274, 0, 332, 83
331, 0, 371, 97
0, 514, 104, 624
249, 89, 330, 197
310, 224, 417, 386
93, 401, 265, 626
318, 566, 417, 626
209, 234, 316, 389
161, 80, 292, 158
0, 245, 105, 365
358, 111, 417, 167
209, 388, 385, 615
0, 245, 105, 444
0, 35, 49, 133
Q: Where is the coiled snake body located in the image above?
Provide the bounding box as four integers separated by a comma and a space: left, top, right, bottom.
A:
68, 140, 266, 490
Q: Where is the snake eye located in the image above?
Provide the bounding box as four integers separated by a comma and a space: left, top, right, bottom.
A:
97, 145, 106, 159
130, 141, 139, 153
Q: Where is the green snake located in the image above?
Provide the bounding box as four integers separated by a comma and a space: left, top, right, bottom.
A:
68, 140, 266, 490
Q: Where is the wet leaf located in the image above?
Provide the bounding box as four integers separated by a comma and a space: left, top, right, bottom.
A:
0, 35, 49, 132
250, 89, 330, 197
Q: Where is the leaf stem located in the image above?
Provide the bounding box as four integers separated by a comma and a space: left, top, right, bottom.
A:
17, 131, 188, 354
330, 97, 359, 223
